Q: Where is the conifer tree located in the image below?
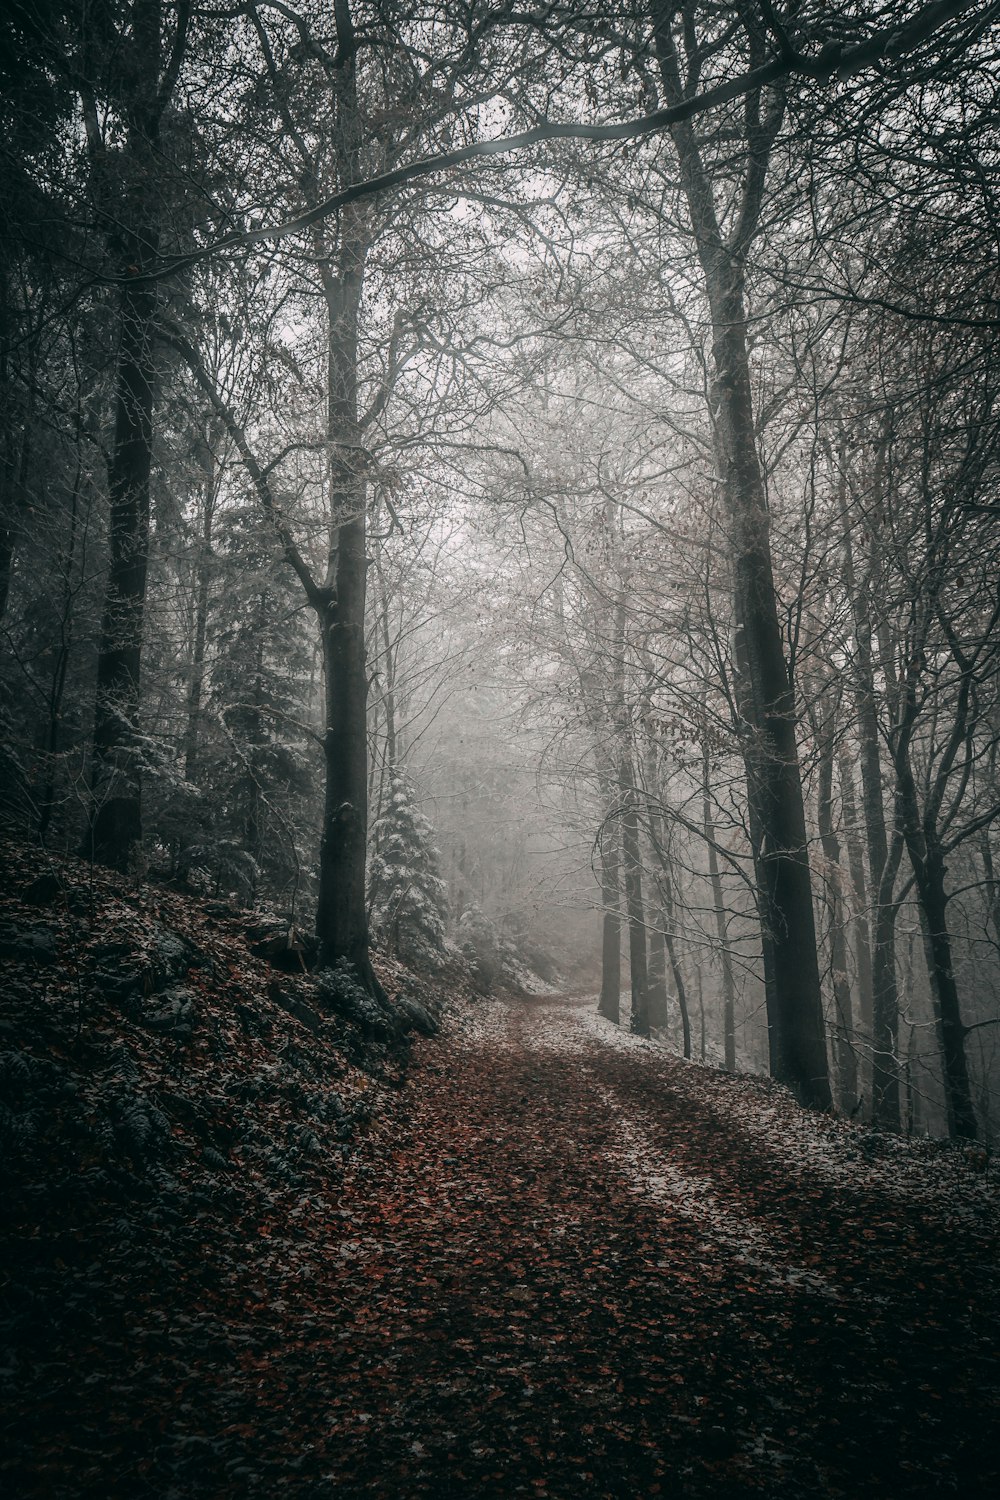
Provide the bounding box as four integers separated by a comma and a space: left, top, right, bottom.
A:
368, 774, 448, 967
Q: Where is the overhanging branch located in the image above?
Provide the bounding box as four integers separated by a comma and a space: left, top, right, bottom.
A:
126, 0, 990, 283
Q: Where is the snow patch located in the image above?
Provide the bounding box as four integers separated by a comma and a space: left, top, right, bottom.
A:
533, 995, 1000, 1234
589, 1081, 842, 1302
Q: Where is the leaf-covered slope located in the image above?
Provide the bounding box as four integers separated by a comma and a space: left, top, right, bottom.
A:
2, 858, 998, 1498
0, 838, 446, 1496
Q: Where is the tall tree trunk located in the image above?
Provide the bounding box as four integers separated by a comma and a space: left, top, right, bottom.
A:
312, 17, 382, 994
661, 867, 691, 1060
597, 795, 622, 1023
702, 735, 737, 1070
647, 919, 669, 1029
858, 709, 902, 1130
816, 698, 859, 1111
183, 426, 217, 783
651, 3, 830, 1109
87, 271, 156, 869
837, 746, 875, 1094
37, 481, 83, 838
842, 447, 903, 1127
0, 419, 31, 629
621, 751, 650, 1036
643, 730, 669, 1027
718, 313, 829, 1106
377, 567, 398, 772
85, 0, 188, 870
896, 757, 977, 1139
244, 632, 266, 881
317, 531, 375, 981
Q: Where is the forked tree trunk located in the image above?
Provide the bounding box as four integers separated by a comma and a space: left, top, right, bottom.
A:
645, 797, 693, 1059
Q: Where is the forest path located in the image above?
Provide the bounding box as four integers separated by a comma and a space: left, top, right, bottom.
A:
269, 991, 998, 1498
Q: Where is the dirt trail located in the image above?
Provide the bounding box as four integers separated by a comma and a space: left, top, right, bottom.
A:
10, 990, 999, 1498
262, 992, 999, 1497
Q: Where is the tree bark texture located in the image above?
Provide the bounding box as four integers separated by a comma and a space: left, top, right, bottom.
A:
895, 751, 977, 1139
841, 469, 901, 1127
313, 26, 380, 991
816, 703, 859, 1111
85, 0, 188, 870
651, 0, 830, 1108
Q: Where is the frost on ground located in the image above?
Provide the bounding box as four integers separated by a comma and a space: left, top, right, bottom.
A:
572, 994, 1000, 1218
587, 1078, 841, 1302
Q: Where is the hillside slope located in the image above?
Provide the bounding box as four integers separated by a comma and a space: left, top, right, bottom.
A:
0, 839, 445, 1496
2, 845, 998, 1497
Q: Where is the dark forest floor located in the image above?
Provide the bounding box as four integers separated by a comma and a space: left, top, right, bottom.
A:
2, 850, 999, 1497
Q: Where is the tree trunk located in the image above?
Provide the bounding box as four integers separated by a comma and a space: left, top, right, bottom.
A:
896, 758, 977, 1139
312, 23, 382, 996
0, 419, 31, 629
647, 920, 669, 1028
857, 686, 902, 1129
871, 842, 904, 1128
816, 702, 859, 1111
316, 524, 377, 982
597, 793, 622, 1023
37, 481, 82, 839
721, 321, 830, 1107
377, 573, 398, 772
599, 907, 622, 1022
621, 753, 650, 1036
86, 272, 156, 869
841, 452, 901, 1127
84, 0, 186, 871
661, 869, 691, 1060
837, 746, 875, 1094
244, 633, 266, 883
651, 3, 830, 1108
980, 829, 1000, 956
702, 736, 737, 1070
183, 427, 217, 783
643, 730, 669, 1028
